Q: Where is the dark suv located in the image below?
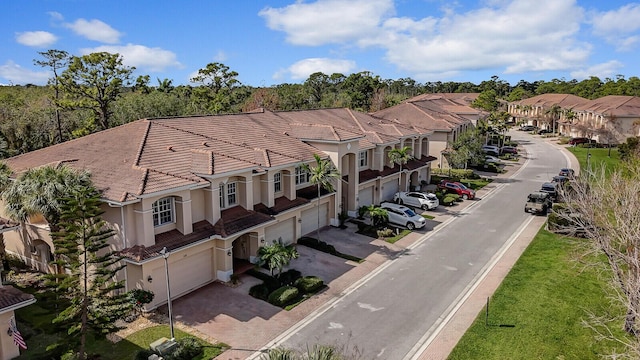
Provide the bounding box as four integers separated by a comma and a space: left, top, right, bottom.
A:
540, 182, 559, 201
568, 137, 594, 146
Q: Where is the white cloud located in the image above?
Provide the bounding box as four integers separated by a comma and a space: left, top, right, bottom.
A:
285, 58, 357, 80
47, 11, 64, 22
378, 0, 589, 80
212, 50, 228, 62
259, 0, 394, 46
65, 18, 122, 43
81, 44, 182, 72
15, 31, 58, 47
589, 4, 640, 51
261, 0, 593, 81
570, 60, 624, 81
0, 61, 50, 85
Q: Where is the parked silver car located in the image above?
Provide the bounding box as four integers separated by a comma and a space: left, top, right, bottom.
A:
380, 203, 427, 230
393, 191, 439, 210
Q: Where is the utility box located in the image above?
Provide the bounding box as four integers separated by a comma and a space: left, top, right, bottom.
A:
150, 337, 178, 356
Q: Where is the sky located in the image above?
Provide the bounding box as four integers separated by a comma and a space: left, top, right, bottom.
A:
2, 0, 640, 87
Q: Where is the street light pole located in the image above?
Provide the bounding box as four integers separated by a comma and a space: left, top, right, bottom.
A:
160, 247, 174, 340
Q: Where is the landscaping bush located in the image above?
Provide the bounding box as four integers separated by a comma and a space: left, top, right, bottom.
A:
431, 168, 478, 180
249, 283, 271, 301
268, 286, 299, 307
135, 349, 156, 360
295, 276, 324, 293
377, 227, 394, 238
166, 337, 203, 360
298, 237, 337, 255
278, 269, 302, 286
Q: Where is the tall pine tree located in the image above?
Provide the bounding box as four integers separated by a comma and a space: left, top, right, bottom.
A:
46, 186, 131, 359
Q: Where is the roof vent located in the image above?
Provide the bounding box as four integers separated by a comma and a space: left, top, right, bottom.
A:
167, 146, 175, 152
202, 142, 208, 147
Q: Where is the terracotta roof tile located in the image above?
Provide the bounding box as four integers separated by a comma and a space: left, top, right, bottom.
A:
254, 196, 310, 215
120, 207, 274, 262
0, 286, 35, 311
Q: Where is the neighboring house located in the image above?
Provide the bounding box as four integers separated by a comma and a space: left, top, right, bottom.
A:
565, 95, 640, 144
0, 107, 436, 310
372, 93, 478, 169
0, 285, 35, 360
508, 94, 640, 143
507, 94, 589, 131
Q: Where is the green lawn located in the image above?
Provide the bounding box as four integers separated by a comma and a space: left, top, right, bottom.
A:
448, 230, 628, 359
567, 146, 620, 173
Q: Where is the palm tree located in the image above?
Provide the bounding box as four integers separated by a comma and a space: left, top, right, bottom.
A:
388, 146, 413, 191
257, 238, 299, 279
2, 165, 91, 228
365, 205, 388, 228
2, 165, 92, 275
304, 154, 340, 241
545, 104, 562, 134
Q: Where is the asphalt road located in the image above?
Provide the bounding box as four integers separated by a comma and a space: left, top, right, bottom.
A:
275, 132, 572, 359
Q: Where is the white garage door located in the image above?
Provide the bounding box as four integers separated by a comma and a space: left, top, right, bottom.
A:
265, 217, 296, 245
301, 203, 328, 236
381, 180, 399, 202
358, 187, 374, 207
152, 248, 213, 303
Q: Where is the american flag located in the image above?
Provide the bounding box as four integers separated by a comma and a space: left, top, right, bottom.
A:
9, 316, 27, 350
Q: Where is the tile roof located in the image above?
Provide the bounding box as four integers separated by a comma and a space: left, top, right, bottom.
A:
573, 95, 640, 117
254, 196, 310, 216
0, 285, 35, 312
514, 94, 589, 109
121, 207, 274, 262
3, 112, 322, 203
357, 155, 436, 183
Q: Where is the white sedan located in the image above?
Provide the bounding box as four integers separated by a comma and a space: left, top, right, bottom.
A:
392, 191, 439, 210
484, 155, 504, 165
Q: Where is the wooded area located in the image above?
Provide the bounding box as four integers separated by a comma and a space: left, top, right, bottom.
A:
2, 50, 640, 158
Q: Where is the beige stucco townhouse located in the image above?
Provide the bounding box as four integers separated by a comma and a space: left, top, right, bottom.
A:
0, 107, 436, 310
507, 93, 588, 133
508, 94, 640, 144
373, 93, 480, 169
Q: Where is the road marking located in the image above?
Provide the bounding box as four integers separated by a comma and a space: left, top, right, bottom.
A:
402, 215, 537, 360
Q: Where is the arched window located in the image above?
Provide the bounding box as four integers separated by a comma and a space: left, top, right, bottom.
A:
152, 197, 174, 226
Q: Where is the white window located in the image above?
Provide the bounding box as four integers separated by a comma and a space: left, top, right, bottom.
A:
227, 182, 237, 205
219, 182, 238, 208
295, 166, 309, 185
152, 197, 174, 226
359, 151, 368, 167
274, 172, 282, 192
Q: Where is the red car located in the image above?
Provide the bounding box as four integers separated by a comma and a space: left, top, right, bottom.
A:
438, 180, 476, 200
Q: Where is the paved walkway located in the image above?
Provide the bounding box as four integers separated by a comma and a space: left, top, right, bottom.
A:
161, 134, 579, 360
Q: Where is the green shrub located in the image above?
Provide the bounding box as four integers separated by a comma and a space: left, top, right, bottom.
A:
279, 269, 302, 286
442, 195, 458, 206
298, 236, 336, 254
249, 283, 270, 301
295, 276, 324, 293
135, 349, 156, 360
377, 227, 394, 238
166, 337, 203, 360
268, 286, 300, 307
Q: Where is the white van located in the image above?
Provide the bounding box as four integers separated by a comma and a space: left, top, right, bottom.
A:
380, 203, 427, 230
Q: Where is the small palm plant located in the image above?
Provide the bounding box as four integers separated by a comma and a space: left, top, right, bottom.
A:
257, 238, 299, 279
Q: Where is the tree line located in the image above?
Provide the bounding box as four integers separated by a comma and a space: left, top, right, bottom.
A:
2, 49, 640, 158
